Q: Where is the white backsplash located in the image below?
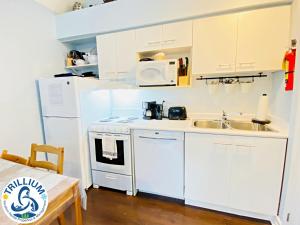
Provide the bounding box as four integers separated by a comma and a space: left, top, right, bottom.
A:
108, 72, 292, 125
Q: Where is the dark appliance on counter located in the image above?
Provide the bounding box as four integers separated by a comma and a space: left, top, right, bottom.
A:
168, 107, 187, 120
143, 101, 164, 120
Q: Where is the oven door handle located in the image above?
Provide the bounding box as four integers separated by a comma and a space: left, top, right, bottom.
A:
94, 134, 129, 140
138, 136, 177, 141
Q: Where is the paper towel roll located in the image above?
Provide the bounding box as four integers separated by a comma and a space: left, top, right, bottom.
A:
255, 94, 269, 122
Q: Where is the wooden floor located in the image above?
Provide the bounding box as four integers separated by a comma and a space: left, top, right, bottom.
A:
52, 188, 270, 225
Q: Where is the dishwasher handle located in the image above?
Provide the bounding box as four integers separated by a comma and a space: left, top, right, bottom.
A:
138, 136, 178, 141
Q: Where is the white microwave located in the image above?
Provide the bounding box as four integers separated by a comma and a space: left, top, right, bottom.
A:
136, 59, 178, 87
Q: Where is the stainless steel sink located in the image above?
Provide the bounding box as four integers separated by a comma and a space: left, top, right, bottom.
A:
193, 119, 276, 132
228, 120, 275, 132
193, 120, 224, 129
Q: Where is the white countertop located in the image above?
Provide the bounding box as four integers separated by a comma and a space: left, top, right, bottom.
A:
128, 118, 288, 139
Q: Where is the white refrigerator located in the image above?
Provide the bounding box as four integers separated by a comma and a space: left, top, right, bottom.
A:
38, 77, 111, 206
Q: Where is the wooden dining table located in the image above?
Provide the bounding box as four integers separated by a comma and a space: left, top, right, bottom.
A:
0, 159, 83, 225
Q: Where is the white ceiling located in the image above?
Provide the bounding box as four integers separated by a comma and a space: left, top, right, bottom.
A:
34, 0, 84, 14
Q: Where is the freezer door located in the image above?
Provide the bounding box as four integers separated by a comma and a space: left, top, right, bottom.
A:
43, 117, 91, 188
39, 77, 81, 117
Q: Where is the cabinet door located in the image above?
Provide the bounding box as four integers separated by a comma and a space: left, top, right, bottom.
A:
185, 133, 232, 207
162, 20, 193, 49
236, 6, 290, 72
97, 34, 117, 78
136, 25, 163, 52
229, 137, 286, 215
115, 30, 137, 77
192, 15, 238, 75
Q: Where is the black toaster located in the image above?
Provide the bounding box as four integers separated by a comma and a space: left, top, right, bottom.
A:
168, 107, 187, 120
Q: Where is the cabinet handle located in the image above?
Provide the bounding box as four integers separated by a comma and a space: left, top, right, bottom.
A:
214, 142, 232, 146
164, 39, 176, 43
148, 41, 161, 45
235, 144, 255, 148
217, 64, 232, 71
105, 175, 117, 180
138, 136, 177, 141
218, 64, 231, 68
238, 62, 255, 68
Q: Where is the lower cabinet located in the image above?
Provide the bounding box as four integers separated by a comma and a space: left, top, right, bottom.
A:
185, 133, 287, 216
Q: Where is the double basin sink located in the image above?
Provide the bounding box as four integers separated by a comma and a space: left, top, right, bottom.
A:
194, 120, 276, 132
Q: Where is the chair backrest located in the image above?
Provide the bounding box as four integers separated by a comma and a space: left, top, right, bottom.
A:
29, 144, 64, 175
0, 150, 28, 165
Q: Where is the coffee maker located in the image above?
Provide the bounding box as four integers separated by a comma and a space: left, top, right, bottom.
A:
143, 101, 164, 120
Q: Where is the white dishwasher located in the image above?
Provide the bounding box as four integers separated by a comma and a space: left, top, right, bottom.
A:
133, 129, 184, 199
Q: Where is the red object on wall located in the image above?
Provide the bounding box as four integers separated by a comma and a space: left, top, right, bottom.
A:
283, 48, 296, 91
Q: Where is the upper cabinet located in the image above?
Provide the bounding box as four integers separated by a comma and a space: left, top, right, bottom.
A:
136, 25, 163, 52
192, 14, 238, 75
95, 5, 291, 84
192, 6, 291, 75
136, 20, 193, 52
236, 6, 290, 73
97, 30, 137, 80
162, 21, 193, 50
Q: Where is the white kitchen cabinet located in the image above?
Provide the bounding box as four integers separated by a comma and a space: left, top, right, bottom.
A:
163, 21, 193, 49
192, 5, 290, 75
185, 134, 232, 206
136, 25, 163, 52
230, 137, 287, 215
236, 6, 290, 72
136, 21, 193, 52
97, 30, 136, 79
97, 33, 116, 77
115, 31, 137, 77
192, 15, 238, 75
133, 130, 184, 199
185, 133, 287, 216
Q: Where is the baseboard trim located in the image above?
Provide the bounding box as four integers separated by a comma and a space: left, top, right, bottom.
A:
185, 199, 274, 223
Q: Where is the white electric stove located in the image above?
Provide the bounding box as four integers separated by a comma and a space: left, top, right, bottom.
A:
88, 117, 138, 195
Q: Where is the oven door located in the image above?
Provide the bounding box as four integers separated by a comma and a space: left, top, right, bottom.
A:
89, 132, 132, 176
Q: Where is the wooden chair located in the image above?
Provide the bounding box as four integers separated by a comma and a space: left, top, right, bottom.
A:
0, 150, 28, 165
28, 143, 64, 175
28, 144, 66, 225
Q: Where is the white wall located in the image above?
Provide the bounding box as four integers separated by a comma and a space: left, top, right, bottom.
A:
279, 0, 300, 223
56, 0, 292, 40
109, 75, 289, 123
0, 0, 67, 157
270, 71, 293, 123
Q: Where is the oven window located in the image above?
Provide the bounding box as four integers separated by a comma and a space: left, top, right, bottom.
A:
95, 139, 125, 165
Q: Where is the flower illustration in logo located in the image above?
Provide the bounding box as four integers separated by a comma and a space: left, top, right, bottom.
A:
1, 177, 48, 224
